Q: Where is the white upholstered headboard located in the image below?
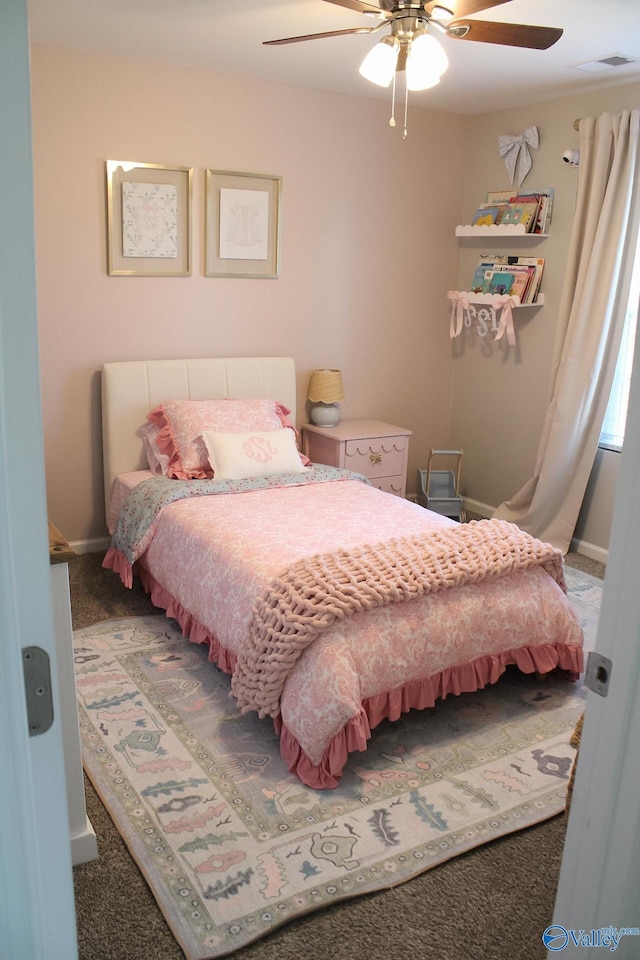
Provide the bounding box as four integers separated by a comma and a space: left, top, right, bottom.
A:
101, 357, 297, 517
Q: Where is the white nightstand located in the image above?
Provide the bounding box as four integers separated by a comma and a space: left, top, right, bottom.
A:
302, 419, 412, 497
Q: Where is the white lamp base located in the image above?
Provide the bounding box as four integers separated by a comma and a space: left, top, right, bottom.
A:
310, 402, 341, 427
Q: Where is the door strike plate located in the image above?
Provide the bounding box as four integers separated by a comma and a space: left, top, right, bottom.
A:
584, 651, 613, 698
22, 646, 54, 736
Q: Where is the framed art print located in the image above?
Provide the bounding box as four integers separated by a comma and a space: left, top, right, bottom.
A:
106, 160, 192, 276
205, 169, 281, 278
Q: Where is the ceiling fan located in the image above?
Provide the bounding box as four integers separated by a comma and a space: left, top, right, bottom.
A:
264, 1, 563, 135
264, 0, 563, 56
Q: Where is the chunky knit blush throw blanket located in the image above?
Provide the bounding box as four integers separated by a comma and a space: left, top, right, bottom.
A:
230, 518, 565, 719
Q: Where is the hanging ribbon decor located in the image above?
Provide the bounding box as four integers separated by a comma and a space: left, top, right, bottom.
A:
448, 292, 521, 346
447, 291, 471, 339
491, 294, 519, 347
498, 126, 539, 187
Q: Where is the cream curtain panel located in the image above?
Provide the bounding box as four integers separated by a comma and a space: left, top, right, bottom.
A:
493, 110, 640, 553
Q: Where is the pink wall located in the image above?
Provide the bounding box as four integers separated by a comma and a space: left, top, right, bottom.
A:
30, 44, 465, 544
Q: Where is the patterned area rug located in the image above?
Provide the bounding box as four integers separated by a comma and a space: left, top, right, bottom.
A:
74, 567, 600, 960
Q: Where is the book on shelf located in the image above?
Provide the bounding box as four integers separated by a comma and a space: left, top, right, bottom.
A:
471, 205, 502, 226
468, 255, 545, 303
488, 271, 517, 296
509, 269, 532, 302
466, 188, 553, 233
470, 260, 498, 293
486, 190, 515, 205
515, 189, 554, 234
537, 187, 554, 234
500, 201, 539, 231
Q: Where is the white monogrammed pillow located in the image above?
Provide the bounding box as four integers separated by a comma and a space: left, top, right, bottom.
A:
201, 428, 307, 480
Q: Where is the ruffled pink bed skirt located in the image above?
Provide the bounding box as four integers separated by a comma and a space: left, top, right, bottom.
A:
103, 546, 584, 790
276, 642, 583, 788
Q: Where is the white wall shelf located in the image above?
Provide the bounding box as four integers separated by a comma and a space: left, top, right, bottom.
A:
455, 291, 545, 307
455, 224, 549, 237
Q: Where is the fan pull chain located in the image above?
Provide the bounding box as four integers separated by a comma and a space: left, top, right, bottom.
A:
403, 79, 409, 140
389, 71, 396, 128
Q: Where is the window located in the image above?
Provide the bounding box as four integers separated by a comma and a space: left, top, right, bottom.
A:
599, 248, 640, 451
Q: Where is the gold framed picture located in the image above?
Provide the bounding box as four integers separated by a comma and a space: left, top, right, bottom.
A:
205, 169, 282, 279
106, 160, 192, 276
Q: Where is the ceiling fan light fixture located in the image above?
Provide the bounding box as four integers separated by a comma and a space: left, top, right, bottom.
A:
359, 35, 400, 87
405, 31, 448, 91
406, 66, 441, 92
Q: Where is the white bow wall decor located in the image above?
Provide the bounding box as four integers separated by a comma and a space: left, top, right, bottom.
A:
498, 126, 539, 187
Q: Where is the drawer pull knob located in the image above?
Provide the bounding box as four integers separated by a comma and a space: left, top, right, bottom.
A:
370, 454, 382, 464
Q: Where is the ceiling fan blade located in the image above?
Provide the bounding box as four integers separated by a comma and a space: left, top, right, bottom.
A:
427, 0, 512, 16
264, 26, 379, 46
322, 0, 389, 15
448, 20, 563, 50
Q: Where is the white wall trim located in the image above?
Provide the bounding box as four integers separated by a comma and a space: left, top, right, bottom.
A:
70, 537, 110, 555
569, 536, 609, 565
464, 498, 609, 562
463, 497, 494, 519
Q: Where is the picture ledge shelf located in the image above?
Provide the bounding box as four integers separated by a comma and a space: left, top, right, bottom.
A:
456, 292, 544, 307
455, 224, 549, 237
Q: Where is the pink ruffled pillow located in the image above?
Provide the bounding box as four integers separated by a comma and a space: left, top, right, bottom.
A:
147, 398, 306, 479
139, 422, 171, 476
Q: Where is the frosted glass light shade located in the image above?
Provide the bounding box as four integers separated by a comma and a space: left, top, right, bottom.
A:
406, 32, 448, 90
359, 37, 400, 87
406, 62, 441, 92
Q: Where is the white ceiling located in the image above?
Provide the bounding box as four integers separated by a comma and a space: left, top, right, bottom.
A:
27, 0, 640, 114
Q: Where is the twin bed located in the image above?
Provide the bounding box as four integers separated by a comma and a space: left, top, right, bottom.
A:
102, 356, 584, 789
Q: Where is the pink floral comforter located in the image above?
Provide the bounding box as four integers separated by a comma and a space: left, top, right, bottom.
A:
104, 474, 584, 788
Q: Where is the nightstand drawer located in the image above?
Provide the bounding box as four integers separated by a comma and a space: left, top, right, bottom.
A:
344, 437, 408, 480
370, 476, 405, 496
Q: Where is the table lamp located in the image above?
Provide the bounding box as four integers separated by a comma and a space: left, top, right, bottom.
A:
307, 369, 345, 427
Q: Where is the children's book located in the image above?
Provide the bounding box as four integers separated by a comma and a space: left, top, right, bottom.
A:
470, 260, 498, 293
505, 256, 545, 302
471, 205, 501, 226
500, 203, 535, 230
486, 190, 515, 204
479, 188, 554, 233
468, 256, 544, 302
488, 271, 516, 296
508, 266, 535, 302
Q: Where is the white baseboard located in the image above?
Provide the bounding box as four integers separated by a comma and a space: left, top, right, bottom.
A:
69, 537, 110, 555
464, 498, 609, 564
569, 536, 609, 565
462, 497, 494, 519
70, 818, 99, 867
